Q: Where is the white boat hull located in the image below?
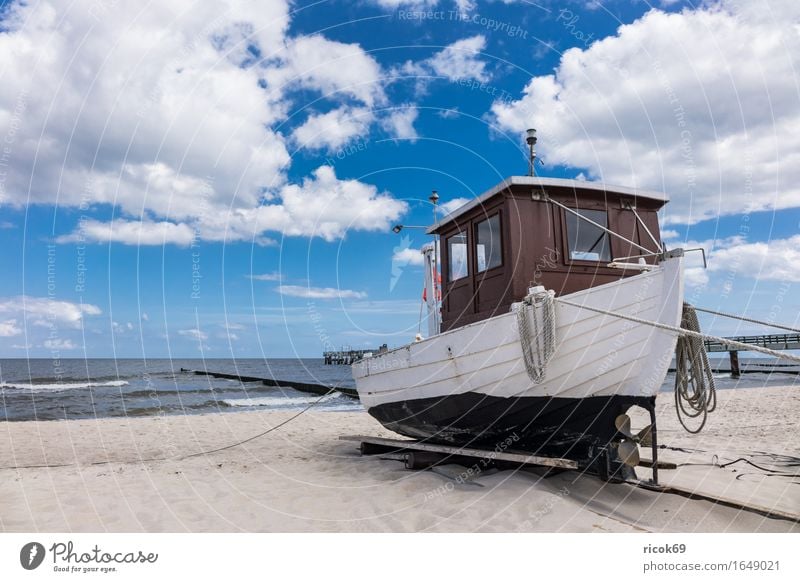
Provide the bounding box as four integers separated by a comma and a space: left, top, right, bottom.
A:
352, 256, 684, 459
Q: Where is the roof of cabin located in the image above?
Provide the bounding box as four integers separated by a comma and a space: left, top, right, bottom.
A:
428, 176, 670, 234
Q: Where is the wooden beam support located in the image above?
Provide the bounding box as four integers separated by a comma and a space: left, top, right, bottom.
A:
729, 350, 741, 379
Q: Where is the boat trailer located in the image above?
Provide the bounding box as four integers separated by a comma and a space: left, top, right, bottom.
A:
339, 435, 673, 478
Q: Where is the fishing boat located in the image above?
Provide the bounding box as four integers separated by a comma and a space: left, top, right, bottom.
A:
352, 144, 685, 476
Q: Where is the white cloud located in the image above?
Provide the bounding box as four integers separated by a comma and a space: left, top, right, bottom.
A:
676, 236, 744, 288
426, 35, 489, 82
671, 234, 800, 288
264, 34, 385, 107
440, 197, 470, 215
292, 106, 373, 151
248, 272, 283, 282
0, 319, 21, 337
437, 108, 460, 119
141, 312, 150, 321
707, 235, 800, 283
490, 0, 800, 225
0, 0, 403, 246
263, 165, 407, 242
178, 328, 208, 341
0, 1, 291, 217
43, 338, 77, 350
661, 229, 680, 241
57, 219, 196, 246
277, 285, 367, 299
0, 296, 102, 328
112, 321, 135, 334
401, 35, 490, 84
392, 247, 425, 267
368, 0, 439, 8
381, 106, 419, 141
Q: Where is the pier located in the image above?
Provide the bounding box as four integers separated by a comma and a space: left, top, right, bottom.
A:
703, 333, 800, 378
324, 344, 388, 365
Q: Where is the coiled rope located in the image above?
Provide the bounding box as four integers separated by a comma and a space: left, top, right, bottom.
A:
674, 304, 716, 433
516, 288, 557, 383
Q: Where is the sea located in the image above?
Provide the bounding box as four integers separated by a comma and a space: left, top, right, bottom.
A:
0, 357, 798, 422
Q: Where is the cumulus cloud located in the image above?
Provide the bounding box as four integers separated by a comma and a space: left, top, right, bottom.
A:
707, 235, 800, 283
276, 285, 367, 299
178, 328, 209, 341
247, 272, 283, 281
0, 0, 403, 246
265, 165, 407, 241
440, 197, 470, 215
490, 0, 800, 225
0, 296, 102, 328
381, 106, 419, 141
265, 34, 386, 107
400, 35, 490, 85
0, 319, 22, 337
392, 247, 425, 267
368, 0, 439, 8
43, 338, 77, 350
292, 106, 373, 151
57, 219, 196, 246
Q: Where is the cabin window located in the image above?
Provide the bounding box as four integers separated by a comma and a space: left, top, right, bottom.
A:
447, 232, 468, 281
475, 215, 502, 272
565, 209, 612, 262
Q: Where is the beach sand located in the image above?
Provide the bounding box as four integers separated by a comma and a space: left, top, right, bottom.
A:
1, 385, 797, 532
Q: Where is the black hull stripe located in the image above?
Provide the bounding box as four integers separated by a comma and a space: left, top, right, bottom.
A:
368, 393, 653, 461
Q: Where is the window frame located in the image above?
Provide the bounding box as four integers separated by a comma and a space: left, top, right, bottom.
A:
446, 230, 469, 282
561, 206, 614, 265
473, 213, 504, 274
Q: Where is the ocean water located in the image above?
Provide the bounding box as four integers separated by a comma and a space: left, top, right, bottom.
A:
0, 357, 797, 422
0, 358, 361, 422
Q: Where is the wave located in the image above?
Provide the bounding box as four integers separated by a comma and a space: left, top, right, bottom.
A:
222, 393, 344, 408
0, 380, 129, 392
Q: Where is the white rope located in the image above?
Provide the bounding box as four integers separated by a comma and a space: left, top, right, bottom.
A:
674, 304, 717, 433
693, 306, 800, 334
555, 297, 800, 364
516, 289, 557, 383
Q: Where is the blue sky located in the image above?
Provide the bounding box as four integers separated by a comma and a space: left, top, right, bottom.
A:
0, 0, 798, 357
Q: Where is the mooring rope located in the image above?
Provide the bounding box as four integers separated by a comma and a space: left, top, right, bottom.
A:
674, 304, 716, 433
692, 306, 800, 334
516, 288, 557, 383
554, 298, 800, 364
555, 297, 800, 433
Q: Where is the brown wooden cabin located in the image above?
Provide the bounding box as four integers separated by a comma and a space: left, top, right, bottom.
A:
429, 176, 669, 333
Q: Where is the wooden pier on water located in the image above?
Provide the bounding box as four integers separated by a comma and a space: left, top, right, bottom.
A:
703, 333, 800, 378
324, 344, 388, 365
179, 368, 359, 398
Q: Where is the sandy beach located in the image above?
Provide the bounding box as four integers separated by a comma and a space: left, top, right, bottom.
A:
1, 385, 797, 533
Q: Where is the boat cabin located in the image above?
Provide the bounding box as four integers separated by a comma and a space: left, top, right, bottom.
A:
429, 177, 669, 333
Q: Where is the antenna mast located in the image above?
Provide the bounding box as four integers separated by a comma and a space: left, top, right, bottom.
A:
526, 128, 537, 177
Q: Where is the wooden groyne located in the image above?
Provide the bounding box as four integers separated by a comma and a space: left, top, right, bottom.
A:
179, 368, 359, 399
